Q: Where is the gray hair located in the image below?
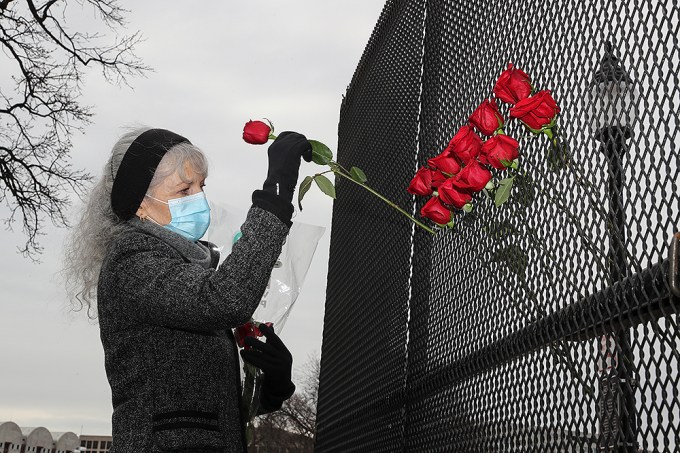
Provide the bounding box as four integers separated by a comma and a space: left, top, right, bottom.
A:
62, 127, 209, 317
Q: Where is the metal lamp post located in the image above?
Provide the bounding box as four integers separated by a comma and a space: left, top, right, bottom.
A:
589, 41, 639, 453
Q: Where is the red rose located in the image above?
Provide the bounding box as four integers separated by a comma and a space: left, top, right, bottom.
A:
444, 125, 483, 164
430, 170, 447, 188
509, 90, 560, 131
234, 321, 273, 348
242, 120, 272, 144
408, 167, 450, 196
408, 167, 434, 196
493, 63, 532, 105
421, 197, 452, 225
451, 160, 492, 192
469, 99, 504, 136
428, 152, 461, 176
480, 134, 520, 170
438, 179, 472, 209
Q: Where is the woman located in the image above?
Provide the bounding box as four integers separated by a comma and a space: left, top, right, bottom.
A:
63, 127, 312, 452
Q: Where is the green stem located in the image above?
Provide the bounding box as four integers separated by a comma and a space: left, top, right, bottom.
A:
241, 363, 257, 422
566, 174, 641, 272
332, 169, 436, 235
549, 127, 641, 271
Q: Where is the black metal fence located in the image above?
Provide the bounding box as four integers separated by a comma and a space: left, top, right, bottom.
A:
316, 0, 680, 451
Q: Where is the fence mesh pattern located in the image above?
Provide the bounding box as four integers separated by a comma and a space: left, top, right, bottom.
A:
316, 1, 680, 452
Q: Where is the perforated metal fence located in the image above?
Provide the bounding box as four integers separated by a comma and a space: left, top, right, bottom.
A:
316, 0, 680, 452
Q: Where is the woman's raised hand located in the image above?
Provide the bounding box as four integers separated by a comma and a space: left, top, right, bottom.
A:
262, 131, 313, 203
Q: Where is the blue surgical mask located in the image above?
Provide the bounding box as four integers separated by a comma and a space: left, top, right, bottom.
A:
145, 192, 211, 242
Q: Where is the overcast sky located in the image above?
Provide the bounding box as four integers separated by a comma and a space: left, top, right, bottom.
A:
0, 1, 386, 436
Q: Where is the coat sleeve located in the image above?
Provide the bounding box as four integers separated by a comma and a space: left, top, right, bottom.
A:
108, 206, 289, 331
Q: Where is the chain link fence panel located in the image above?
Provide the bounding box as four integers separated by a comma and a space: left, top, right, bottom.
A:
316, 1, 680, 452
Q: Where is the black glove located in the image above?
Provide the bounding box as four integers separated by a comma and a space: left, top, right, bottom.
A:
240, 323, 295, 410
262, 131, 313, 203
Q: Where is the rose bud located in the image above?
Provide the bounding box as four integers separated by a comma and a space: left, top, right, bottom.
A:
408, 167, 434, 196
443, 125, 483, 164
421, 196, 452, 225
428, 152, 461, 176
451, 160, 492, 192
509, 90, 560, 131
493, 63, 532, 105
438, 178, 472, 209
480, 134, 520, 170
469, 99, 504, 136
242, 120, 272, 144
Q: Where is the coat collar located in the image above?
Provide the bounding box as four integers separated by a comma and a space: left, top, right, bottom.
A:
128, 217, 213, 269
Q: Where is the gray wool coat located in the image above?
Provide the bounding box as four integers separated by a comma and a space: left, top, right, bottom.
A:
97, 206, 289, 452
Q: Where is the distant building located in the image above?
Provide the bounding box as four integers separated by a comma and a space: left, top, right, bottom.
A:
21, 426, 53, 452
52, 432, 80, 453
0, 421, 109, 453
0, 421, 22, 452
78, 435, 112, 453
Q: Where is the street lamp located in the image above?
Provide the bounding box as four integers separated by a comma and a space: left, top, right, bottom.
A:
589, 41, 639, 453
588, 41, 638, 280
588, 41, 638, 145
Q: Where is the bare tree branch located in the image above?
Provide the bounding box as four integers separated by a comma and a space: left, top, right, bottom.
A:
0, 0, 149, 258
0, 0, 15, 11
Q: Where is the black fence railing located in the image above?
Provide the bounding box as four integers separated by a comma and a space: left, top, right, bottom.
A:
316, 1, 680, 451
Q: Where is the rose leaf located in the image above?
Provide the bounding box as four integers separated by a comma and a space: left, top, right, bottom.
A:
494, 177, 514, 207
314, 174, 336, 199
350, 166, 368, 183
298, 176, 314, 210
309, 140, 333, 166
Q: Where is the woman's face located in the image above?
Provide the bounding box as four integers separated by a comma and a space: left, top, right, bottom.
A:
136, 162, 206, 225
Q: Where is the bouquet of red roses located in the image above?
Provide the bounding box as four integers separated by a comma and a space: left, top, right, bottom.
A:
408, 63, 564, 227
241, 64, 564, 236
